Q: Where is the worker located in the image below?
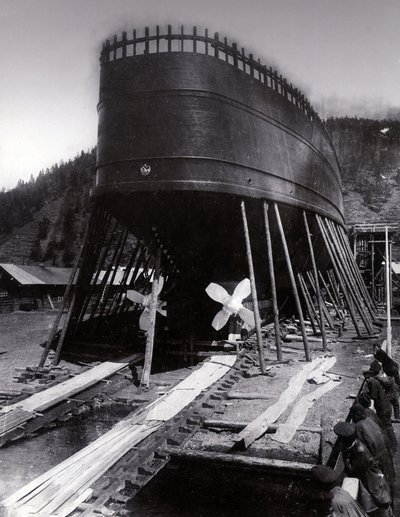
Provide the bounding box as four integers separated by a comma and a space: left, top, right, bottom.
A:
349, 404, 395, 492
363, 362, 397, 451
356, 393, 393, 456
311, 464, 368, 516
334, 422, 393, 516
374, 348, 400, 422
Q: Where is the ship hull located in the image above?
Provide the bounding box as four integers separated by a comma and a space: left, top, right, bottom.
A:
91, 32, 343, 338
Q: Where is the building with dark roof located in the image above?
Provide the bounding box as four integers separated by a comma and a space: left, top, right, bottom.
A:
0, 264, 73, 312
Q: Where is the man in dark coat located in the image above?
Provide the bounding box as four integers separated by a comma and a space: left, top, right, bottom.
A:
334, 421, 393, 516
364, 362, 397, 451
311, 465, 369, 516
374, 348, 400, 421
357, 393, 394, 457
349, 405, 395, 492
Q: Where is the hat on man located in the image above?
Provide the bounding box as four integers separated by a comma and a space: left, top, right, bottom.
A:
357, 392, 371, 408
369, 360, 381, 375
333, 421, 356, 438
349, 403, 366, 423
311, 465, 339, 489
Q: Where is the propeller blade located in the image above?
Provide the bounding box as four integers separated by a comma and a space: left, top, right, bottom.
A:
206, 283, 229, 304
139, 309, 151, 331
155, 275, 164, 296
231, 278, 251, 303
126, 290, 145, 304
211, 309, 231, 331
238, 307, 255, 329
157, 301, 167, 317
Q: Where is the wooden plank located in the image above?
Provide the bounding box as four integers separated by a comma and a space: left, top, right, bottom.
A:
2, 361, 129, 414
232, 356, 332, 449
204, 419, 322, 434
165, 447, 314, 476
272, 374, 339, 444
3, 355, 236, 516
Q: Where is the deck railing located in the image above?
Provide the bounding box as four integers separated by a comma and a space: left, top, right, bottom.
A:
100, 25, 320, 124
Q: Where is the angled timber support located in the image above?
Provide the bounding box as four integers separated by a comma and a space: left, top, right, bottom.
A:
262, 201, 282, 360
303, 211, 328, 350
240, 200, 266, 374
141, 247, 162, 388
274, 203, 310, 361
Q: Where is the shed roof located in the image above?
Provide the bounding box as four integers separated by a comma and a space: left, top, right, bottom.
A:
0, 264, 73, 286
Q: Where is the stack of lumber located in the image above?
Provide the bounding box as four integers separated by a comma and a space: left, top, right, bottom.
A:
0, 361, 130, 441
1, 355, 237, 517
2, 361, 129, 415
0, 409, 33, 435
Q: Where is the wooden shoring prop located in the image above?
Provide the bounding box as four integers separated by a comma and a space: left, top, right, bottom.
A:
74, 209, 114, 330
273, 203, 310, 361
106, 239, 141, 317
64, 207, 106, 333
326, 269, 342, 309
118, 245, 147, 317
240, 201, 266, 373
141, 248, 162, 388
316, 215, 362, 336
121, 250, 154, 319
86, 220, 124, 327
306, 271, 335, 330
318, 271, 344, 322
385, 226, 392, 356
43, 206, 108, 365
335, 223, 377, 316
297, 273, 318, 335
262, 202, 282, 360
326, 219, 373, 321
92, 227, 129, 331
38, 228, 87, 367
303, 212, 328, 350
323, 218, 373, 334
54, 293, 76, 365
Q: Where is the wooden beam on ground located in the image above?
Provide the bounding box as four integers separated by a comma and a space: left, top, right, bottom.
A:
274, 203, 310, 361
204, 419, 322, 434
240, 200, 266, 373
165, 447, 314, 477
263, 202, 282, 360
141, 247, 162, 388
232, 357, 330, 450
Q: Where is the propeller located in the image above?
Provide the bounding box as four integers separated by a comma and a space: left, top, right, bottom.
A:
205, 278, 255, 331
126, 276, 166, 331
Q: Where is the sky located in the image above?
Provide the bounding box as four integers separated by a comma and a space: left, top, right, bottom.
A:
1, 0, 400, 190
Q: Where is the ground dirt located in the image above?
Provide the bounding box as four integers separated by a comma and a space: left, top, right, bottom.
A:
0, 311, 80, 392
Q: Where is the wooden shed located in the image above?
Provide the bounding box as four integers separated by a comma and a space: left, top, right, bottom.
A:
0, 264, 73, 312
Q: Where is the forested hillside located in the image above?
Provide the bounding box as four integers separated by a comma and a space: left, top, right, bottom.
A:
0, 149, 96, 266
0, 117, 399, 266
326, 117, 400, 223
